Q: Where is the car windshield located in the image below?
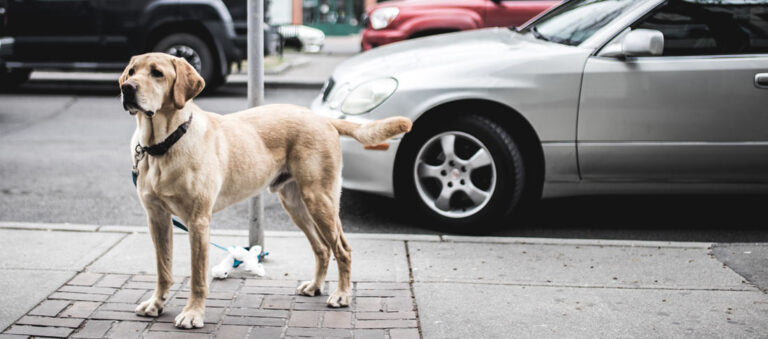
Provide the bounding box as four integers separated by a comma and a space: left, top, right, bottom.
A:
522, 0, 644, 46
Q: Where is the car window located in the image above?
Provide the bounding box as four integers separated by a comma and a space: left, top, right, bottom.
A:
633, 0, 768, 56
526, 0, 644, 46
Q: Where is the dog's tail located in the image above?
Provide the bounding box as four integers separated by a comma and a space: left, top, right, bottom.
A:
330, 116, 412, 146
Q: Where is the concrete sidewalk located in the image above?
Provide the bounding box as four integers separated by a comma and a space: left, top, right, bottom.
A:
0, 221, 766, 338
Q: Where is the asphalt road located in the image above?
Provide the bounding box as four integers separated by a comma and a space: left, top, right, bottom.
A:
2, 80, 768, 243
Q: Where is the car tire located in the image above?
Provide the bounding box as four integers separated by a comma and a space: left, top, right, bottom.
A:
153, 33, 224, 92
396, 114, 526, 233
0, 68, 32, 91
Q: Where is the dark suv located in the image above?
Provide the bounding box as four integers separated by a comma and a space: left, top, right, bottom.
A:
0, 0, 278, 91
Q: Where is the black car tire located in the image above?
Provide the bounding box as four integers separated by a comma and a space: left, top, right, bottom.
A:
0, 68, 32, 90
396, 114, 526, 233
153, 33, 224, 92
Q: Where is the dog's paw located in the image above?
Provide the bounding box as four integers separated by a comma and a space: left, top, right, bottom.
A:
174, 307, 205, 329
135, 297, 164, 317
326, 289, 351, 308
297, 280, 322, 296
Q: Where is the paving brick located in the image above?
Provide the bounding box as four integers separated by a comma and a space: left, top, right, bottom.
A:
107, 321, 147, 338
207, 291, 236, 299
285, 327, 352, 338
50, 292, 109, 302
69, 273, 104, 286
28, 300, 70, 317
288, 311, 321, 327
233, 294, 264, 307
59, 285, 117, 295
248, 327, 283, 338
384, 297, 414, 312
0, 334, 29, 339
210, 278, 242, 291
98, 303, 136, 312
60, 301, 101, 318
241, 286, 296, 295
323, 311, 352, 328
96, 274, 130, 288
72, 320, 114, 338
356, 283, 410, 290
389, 328, 420, 339
353, 329, 386, 339
215, 325, 251, 339
355, 320, 418, 329
223, 316, 286, 327
122, 281, 157, 290
262, 295, 293, 309
149, 321, 212, 334
108, 289, 146, 303
293, 302, 346, 311
355, 312, 417, 320
228, 308, 289, 318
144, 331, 210, 339
244, 279, 298, 287
355, 297, 383, 312
5, 325, 73, 337
90, 310, 152, 322
356, 289, 411, 297
16, 315, 83, 328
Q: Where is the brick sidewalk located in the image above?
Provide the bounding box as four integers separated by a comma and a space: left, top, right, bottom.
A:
1, 272, 421, 339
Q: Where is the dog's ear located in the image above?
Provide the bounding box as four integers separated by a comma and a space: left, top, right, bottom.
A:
119, 55, 137, 85
171, 57, 205, 109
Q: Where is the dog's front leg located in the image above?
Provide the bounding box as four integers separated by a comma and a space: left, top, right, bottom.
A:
135, 203, 173, 317
174, 214, 210, 329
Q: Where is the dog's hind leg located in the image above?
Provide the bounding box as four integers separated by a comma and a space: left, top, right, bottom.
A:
278, 181, 331, 297
135, 201, 173, 317
299, 185, 352, 308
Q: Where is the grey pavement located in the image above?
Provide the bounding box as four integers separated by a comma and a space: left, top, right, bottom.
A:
1, 222, 767, 338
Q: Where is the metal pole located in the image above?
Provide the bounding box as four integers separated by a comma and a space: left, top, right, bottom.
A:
247, 0, 265, 251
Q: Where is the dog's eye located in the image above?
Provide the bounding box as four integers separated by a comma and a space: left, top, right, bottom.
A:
128, 68, 134, 76
151, 69, 163, 78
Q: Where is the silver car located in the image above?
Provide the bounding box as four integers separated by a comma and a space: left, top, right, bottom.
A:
311, 0, 768, 230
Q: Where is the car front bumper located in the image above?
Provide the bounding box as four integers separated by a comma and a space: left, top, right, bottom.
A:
311, 95, 400, 198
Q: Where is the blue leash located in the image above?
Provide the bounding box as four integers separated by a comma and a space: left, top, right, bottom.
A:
132, 171, 268, 267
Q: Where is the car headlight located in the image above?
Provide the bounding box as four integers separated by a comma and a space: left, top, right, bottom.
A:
370, 7, 399, 30
340, 78, 398, 115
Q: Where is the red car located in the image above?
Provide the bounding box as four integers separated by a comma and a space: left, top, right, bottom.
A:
361, 0, 559, 51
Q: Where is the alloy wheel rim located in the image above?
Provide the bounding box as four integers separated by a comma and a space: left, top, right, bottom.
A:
413, 131, 497, 218
165, 45, 202, 73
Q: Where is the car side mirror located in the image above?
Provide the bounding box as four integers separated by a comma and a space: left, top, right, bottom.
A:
598, 29, 664, 58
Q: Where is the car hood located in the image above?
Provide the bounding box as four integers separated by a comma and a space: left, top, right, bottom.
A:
332, 27, 583, 84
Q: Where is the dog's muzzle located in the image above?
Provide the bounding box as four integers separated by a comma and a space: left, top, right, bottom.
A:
121, 81, 154, 117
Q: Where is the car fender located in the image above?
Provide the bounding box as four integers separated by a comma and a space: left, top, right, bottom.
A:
398, 9, 482, 35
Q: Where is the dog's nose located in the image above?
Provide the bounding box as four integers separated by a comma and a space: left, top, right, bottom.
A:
121, 81, 137, 97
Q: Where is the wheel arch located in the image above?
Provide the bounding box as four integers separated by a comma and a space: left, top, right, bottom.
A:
394, 99, 545, 202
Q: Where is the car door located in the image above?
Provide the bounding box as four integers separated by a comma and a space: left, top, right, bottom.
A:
577, 1, 768, 182
5, 0, 100, 61
99, 0, 155, 61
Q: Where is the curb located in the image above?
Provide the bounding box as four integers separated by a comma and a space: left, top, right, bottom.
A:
0, 221, 712, 249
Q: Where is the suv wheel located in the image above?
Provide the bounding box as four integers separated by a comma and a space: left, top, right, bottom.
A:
396, 115, 527, 232
153, 33, 224, 91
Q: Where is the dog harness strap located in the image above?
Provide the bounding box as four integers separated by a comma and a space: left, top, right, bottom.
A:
142, 113, 193, 156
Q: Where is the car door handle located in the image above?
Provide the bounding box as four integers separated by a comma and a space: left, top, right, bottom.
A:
755, 73, 768, 89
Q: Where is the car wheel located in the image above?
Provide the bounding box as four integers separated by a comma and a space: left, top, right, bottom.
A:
0, 68, 31, 90
153, 33, 224, 91
396, 115, 526, 232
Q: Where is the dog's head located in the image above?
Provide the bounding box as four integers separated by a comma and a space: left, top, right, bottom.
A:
119, 53, 205, 116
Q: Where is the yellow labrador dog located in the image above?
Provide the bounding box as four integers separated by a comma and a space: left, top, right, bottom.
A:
119, 53, 411, 328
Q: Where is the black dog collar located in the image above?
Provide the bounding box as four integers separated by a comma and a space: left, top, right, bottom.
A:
136, 113, 193, 157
